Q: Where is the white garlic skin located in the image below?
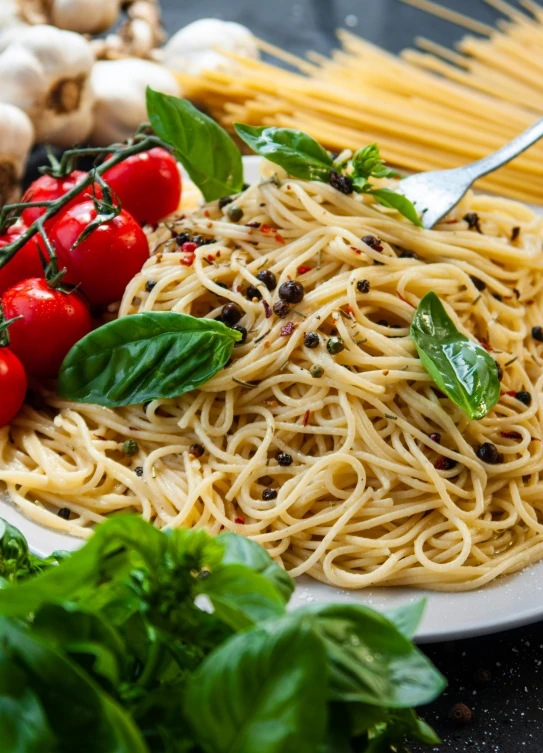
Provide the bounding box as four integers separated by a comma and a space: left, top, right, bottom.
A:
90, 58, 181, 146
161, 18, 259, 74
0, 25, 95, 148
0, 103, 34, 206
50, 0, 121, 35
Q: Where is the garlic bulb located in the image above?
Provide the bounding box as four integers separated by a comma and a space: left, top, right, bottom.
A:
0, 103, 34, 207
49, 0, 121, 34
90, 58, 180, 146
161, 19, 259, 75
0, 25, 95, 148
0, 0, 27, 33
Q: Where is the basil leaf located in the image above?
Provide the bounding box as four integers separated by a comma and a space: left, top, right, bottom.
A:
370, 187, 423, 227
411, 292, 500, 420
234, 124, 333, 181
146, 87, 243, 201
352, 144, 398, 180
184, 615, 328, 753
218, 531, 294, 603
383, 600, 425, 639
198, 563, 286, 630
299, 603, 446, 708
57, 311, 241, 408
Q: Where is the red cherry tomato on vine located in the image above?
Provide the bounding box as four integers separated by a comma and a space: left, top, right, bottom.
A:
49, 200, 150, 306
103, 148, 181, 225
0, 347, 27, 427
2, 279, 92, 377
0, 225, 44, 295
21, 171, 98, 227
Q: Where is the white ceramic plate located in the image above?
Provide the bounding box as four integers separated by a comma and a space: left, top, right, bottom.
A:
3, 155, 543, 643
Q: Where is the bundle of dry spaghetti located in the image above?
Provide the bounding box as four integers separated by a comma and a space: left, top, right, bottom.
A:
3, 171, 543, 591
175, 0, 543, 204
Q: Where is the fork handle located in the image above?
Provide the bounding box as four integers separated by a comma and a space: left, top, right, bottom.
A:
464, 117, 543, 180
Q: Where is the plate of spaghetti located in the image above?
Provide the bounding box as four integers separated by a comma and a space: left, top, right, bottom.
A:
2, 90, 543, 641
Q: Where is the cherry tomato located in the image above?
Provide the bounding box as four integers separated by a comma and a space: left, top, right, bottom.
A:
103, 148, 181, 225
2, 279, 92, 377
0, 347, 27, 427
0, 225, 44, 295
49, 200, 150, 306
21, 171, 97, 227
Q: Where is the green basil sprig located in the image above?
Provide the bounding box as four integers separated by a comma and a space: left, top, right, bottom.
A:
234, 124, 334, 181
57, 311, 241, 407
411, 292, 500, 420
146, 87, 244, 201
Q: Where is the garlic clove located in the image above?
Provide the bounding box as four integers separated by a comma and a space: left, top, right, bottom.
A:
0, 25, 95, 147
0, 103, 34, 207
90, 58, 180, 146
50, 0, 121, 35
161, 18, 259, 75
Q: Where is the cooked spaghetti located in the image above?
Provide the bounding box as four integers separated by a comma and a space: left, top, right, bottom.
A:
2, 170, 543, 591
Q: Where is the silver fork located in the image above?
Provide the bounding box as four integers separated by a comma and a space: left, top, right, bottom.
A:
396, 117, 543, 229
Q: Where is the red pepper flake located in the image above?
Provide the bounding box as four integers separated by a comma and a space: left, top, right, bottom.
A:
280, 322, 296, 336
263, 300, 272, 318
246, 221, 261, 229
236, 285, 242, 292
260, 224, 276, 234
351, 246, 362, 254
234, 516, 245, 525
479, 338, 493, 352
501, 431, 522, 440
527, 300, 534, 305
445, 219, 459, 224
302, 410, 310, 427
396, 291, 415, 308
180, 253, 195, 266
96, 435, 108, 441
181, 242, 198, 253
505, 390, 517, 397
274, 233, 285, 244
297, 265, 312, 275
206, 254, 215, 262
344, 305, 354, 315
216, 251, 221, 258
204, 210, 210, 218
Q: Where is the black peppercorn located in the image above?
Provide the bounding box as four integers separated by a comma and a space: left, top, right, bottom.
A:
464, 212, 482, 232
357, 279, 370, 293
176, 231, 191, 246
189, 443, 205, 458
304, 332, 319, 348
273, 300, 290, 318
122, 439, 139, 456
310, 364, 324, 378
218, 196, 233, 209
515, 391, 532, 406
470, 275, 486, 291
434, 456, 457, 471
327, 336, 345, 355
262, 488, 278, 501
216, 282, 229, 291
362, 235, 383, 252
134, 466, 144, 477
329, 169, 353, 194
246, 285, 262, 301
449, 703, 472, 725
278, 280, 305, 303
221, 302, 242, 325
231, 324, 247, 343
377, 319, 389, 327
532, 326, 543, 342
474, 668, 492, 685
145, 280, 157, 292
399, 250, 418, 259
476, 442, 503, 464
57, 507, 71, 520
227, 205, 244, 222
495, 361, 503, 381
192, 235, 204, 246
429, 432, 441, 444
256, 269, 277, 291
276, 452, 293, 466
492, 292, 502, 302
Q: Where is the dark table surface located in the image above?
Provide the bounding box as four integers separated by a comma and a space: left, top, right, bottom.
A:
169, 2, 542, 751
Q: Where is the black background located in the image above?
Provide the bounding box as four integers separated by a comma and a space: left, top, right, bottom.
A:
158, 2, 543, 752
